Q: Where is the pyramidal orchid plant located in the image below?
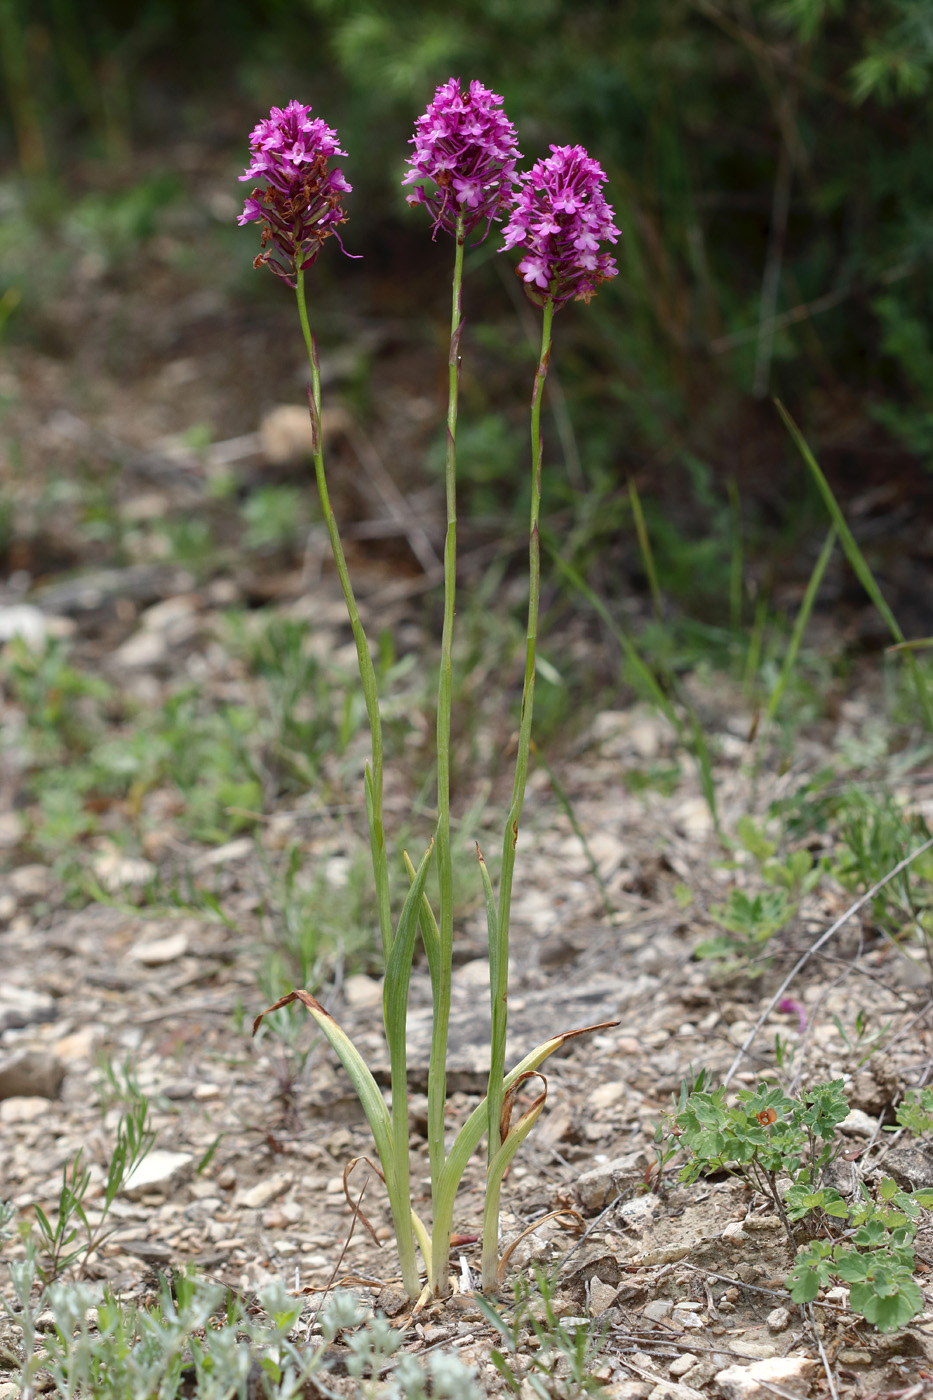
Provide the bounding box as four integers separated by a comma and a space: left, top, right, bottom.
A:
243, 86, 620, 1302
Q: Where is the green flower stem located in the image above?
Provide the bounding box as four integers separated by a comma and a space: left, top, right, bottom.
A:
426, 218, 465, 1297
482, 295, 553, 1292
295, 270, 393, 961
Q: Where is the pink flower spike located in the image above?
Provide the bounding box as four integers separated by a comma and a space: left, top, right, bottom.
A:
238, 99, 353, 286
403, 78, 521, 241
777, 997, 807, 1033
500, 142, 619, 308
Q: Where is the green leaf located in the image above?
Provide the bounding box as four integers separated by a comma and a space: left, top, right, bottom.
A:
850, 1277, 923, 1332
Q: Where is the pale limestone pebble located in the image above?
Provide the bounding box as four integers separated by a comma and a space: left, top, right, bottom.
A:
604, 1384, 653, 1400
0, 1095, 51, 1124
111, 628, 168, 669
643, 1299, 673, 1323
0, 603, 49, 647
0, 983, 57, 1032
766, 1305, 791, 1332
341, 973, 383, 1009
0, 1049, 65, 1100
590, 1080, 627, 1110
237, 1172, 293, 1210
671, 1306, 704, 1330
574, 1153, 647, 1209
54, 1024, 105, 1061
191, 836, 253, 871
588, 1277, 620, 1316
648, 1382, 706, 1400
129, 928, 189, 965
259, 403, 350, 466
669, 1355, 699, 1379
837, 1349, 872, 1366
713, 1356, 817, 1400
672, 796, 715, 839
507, 884, 558, 934
121, 1150, 194, 1201
92, 845, 157, 894
839, 1107, 876, 1137
9, 863, 53, 902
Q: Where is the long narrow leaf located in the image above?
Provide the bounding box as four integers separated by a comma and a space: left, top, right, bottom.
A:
402, 849, 440, 984
776, 398, 933, 731
437, 1019, 618, 1211
482, 1073, 548, 1287
766, 525, 835, 725
383, 841, 434, 1289
253, 991, 393, 1182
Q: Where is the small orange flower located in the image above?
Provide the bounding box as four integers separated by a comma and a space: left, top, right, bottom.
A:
757, 1107, 777, 1126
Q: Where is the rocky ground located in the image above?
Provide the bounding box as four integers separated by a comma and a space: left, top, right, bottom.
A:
3, 169, 933, 1397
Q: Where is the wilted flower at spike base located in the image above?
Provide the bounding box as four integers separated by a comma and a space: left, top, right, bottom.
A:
238, 99, 352, 286
402, 78, 521, 241
500, 143, 620, 308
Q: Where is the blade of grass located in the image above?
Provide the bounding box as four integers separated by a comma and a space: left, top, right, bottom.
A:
765, 524, 835, 725
776, 398, 933, 731
628, 478, 663, 622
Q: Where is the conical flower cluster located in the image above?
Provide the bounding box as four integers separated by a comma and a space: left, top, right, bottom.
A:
402, 78, 521, 241
238, 100, 351, 285
501, 144, 619, 307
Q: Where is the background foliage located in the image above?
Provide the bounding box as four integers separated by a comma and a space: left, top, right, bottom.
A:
2, 0, 933, 601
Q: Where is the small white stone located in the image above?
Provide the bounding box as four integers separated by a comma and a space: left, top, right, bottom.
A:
669, 1355, 698, 1378
839, 1108, 876, 1137
0, 1096, 51, 1124
238, 1173, 293, 1210
714, 1356, 816, 1400
0, 604, 48, 647
766, 1306, 791, 1332
122, 1150, 193, 1200
93, 847, 157, 894
342, 974, 383, 1009
9, 864, 53, 900
673, 797, 714, 839
129, 930, 189, 966
643, 1299, 673, 1322
111, 629, 167, 670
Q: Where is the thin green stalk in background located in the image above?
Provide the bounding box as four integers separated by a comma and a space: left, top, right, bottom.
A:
295, 270, 393, 961
628, 477, 663, 622
765, 524, 836, 726
427, 215, 465, 1297
482, 296, 553, 1293
777, 399, 933, 732
727, 477, 744, 633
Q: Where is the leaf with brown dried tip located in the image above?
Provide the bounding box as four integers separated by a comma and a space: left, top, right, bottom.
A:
252, 989, 396, 1198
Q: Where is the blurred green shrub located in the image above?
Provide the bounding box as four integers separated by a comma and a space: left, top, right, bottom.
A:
3, 0, 933, 529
